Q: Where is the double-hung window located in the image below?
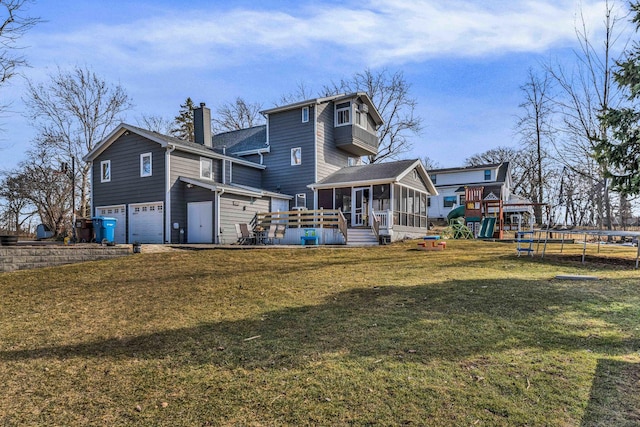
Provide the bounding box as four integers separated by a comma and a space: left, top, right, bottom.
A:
335, 102, 351, 126
140, 153, 152, 177
201, 157, 213, 179
302, 106, 309, 123
484, 169, 491, 181
101, 160, 111, 183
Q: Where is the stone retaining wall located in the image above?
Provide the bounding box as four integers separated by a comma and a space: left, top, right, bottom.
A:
0, 245, 132, 273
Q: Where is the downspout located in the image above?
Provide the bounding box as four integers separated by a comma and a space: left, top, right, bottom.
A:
215, 188, 225, 243
165, 144, 176, 243
313, 103, 318, 209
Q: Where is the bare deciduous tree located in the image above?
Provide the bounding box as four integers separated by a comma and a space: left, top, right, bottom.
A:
277, 81, 315, 106
24, 65, 132, 218
422, 156, 441, 171
136, 114, 174, 135
516, 68, 556, 223
546, 0, 627, 229
212, 97, 264, 133
0, 0, 39, 86
323, 68, 422, 163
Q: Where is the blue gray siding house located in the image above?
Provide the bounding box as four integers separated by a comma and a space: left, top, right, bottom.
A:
85, 93, 437, 244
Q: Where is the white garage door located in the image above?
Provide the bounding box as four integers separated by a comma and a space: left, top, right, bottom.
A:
129, 202, 164, 243
188, 201, 213, 243
95, 205, 126, 244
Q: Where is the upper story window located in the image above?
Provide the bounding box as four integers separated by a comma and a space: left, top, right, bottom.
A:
443, 196, 457, 208
335, 101, 351, 126
430, 174, 437, 184
201, 157, 213, 179
140, 153, 152, 177
348, 156, 359, 167
355, 110, 366, 129
291, 147, 301, 165
100, 160, 111, 183
484, 169, 491, 181
302, 106, 309, 123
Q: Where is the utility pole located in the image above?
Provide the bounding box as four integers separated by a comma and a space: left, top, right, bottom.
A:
61, 158, 76, 243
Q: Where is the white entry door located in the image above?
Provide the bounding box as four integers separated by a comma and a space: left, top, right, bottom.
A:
188, 201, 213, 243
352, 187, 370, 227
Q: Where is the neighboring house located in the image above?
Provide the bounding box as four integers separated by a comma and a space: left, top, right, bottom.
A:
427, 162, 533, 225
85, 93, 437, 244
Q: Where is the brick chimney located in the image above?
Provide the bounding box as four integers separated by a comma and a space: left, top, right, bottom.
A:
193, 102, 212, 147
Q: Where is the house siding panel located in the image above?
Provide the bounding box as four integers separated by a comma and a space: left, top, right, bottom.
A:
168, 150, 222, 242
231, 163, 262, 187
93, 134, 165, 208
262, 107, 315, 208
316, 102, 351, 184
399, 168, 430, 193
218, 194, 269, 244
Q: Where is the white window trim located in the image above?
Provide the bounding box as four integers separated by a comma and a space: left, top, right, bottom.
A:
302, 106, 309, 123
200, 157, 213, 179
354, 109, 367, 130
291, 147, 301, 166
335, 101, 351, 127
100, 160, 111, 183
140, 152, 152, 177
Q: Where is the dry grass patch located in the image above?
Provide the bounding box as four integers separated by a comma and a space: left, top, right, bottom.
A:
0, 240, 638, 426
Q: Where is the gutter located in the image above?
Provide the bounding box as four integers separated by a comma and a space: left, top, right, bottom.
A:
215, 188, 225, 244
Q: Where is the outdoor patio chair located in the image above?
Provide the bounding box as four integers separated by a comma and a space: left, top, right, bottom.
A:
266, 224, 277, 244
275, 224, 286, 243
234, 223, 244, 244
239, 223, 256, 245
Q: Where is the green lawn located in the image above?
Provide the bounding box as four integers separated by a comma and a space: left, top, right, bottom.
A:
0, 240, 638, 426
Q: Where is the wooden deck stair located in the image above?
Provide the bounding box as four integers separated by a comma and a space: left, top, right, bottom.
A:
347, 228, 379, 246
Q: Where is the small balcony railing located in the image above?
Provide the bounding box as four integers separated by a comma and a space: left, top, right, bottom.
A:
334, 125, 378, 156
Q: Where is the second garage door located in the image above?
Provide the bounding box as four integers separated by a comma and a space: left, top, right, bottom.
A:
129, 202, 164, 243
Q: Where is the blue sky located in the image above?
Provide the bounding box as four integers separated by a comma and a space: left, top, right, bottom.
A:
0, 0, 622, 171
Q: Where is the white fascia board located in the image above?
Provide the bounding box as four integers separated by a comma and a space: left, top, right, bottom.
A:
231, 146, 271, 157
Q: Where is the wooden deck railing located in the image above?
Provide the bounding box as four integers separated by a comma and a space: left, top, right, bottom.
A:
254, 209, 345, 230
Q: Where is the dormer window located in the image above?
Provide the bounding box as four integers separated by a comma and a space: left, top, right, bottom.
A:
336, 101, 351, 126
484, 169, 491, 181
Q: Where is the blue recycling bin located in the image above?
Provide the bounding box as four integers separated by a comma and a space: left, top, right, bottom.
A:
92, 216, 117, 243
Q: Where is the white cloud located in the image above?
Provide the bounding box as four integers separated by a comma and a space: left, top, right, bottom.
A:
24, 1, 617, 73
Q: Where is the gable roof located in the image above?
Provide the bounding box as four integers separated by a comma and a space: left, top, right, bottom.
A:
310, 159, 437, 195
83, 123, 265, 170
211, 125, 267, 155
261, 92, 384, 127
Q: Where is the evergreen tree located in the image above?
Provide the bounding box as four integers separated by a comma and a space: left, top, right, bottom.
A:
597, 2, 640, 195
171, 97, 195, 142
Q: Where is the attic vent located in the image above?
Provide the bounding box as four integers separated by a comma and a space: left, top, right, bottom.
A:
359, 103, 369, 113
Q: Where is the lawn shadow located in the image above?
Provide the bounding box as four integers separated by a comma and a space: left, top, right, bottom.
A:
1, 278, 638, 371
581, 358, 640, 426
